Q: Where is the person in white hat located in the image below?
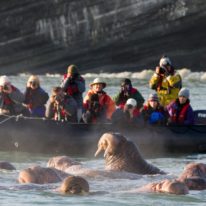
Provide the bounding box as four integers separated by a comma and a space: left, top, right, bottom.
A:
111, 98, 141, 125
83, 77, 115, 122
23, 75, 49, 117
0, 75, 25, 115
149, 55, 182, 106
166, 87, 194, 125
140, 93, 166, 125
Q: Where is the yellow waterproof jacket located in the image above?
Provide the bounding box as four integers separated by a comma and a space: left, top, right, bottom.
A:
149, 72, 182, 106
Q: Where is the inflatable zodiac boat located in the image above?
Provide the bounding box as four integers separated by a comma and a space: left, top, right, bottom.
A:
0, 110, 206, 157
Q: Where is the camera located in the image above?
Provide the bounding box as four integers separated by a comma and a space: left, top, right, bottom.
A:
68, 77, 75, 84
3, 85, 9, 90
126, 104, 133, 110
159, 67, 166, 74
54, 95, 62, 102
92, 101, 100, 110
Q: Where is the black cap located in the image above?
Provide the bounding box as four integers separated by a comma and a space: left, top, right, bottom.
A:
121, 78, 132, 86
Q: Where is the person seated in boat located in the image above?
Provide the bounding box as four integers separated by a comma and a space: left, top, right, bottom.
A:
113, 78, 144, 111
60, 64, 85, 122
0, 75, 25, 115
82, 93, 107, 123
166, 87, 194, 125
111, 98, 141, 126
83, 78, 115, 122
23, 75, 49, 117
149, 55, 182, 106
140, 93, 166, 125
46, 87, 78, 122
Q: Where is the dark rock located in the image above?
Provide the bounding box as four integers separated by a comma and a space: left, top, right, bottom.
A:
0, 161, 16, 170
0, 0, 206, 75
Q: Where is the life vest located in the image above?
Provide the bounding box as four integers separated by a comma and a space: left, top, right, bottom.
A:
53, 101, 68, 121
54, 108, 68, 121
118, 87, 139, 106
63, 74, 84, 96
3, 85, 17, 105
171, 102, 190, 124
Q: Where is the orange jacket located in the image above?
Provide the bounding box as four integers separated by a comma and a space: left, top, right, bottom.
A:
83, 90, 115, 119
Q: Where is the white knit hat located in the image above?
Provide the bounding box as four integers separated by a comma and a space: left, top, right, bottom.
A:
0, 75, 10, 86
126, 98, 137, 107
159, 57, 172, 68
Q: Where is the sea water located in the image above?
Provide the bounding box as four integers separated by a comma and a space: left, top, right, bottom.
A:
1, 68, 206, 206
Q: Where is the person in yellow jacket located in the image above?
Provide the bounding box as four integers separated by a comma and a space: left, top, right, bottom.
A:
149, 56, 182, 106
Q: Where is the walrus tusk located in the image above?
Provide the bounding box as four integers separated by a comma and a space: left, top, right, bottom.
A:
94, 147, 103, 157
104, 147, 110, 158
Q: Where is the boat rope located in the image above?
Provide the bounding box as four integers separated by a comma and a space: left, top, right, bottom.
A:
0, 115, 15, 125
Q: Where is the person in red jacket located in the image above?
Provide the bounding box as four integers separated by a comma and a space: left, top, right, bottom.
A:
61, 65, 85, 122
83, 78, 115, 123
0, 75, 25, 115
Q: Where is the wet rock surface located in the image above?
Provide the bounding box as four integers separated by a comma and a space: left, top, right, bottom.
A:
0, 0, 205, 74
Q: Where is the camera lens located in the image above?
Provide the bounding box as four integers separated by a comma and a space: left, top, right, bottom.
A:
127, 104, 133, 109
3, 85, 8, 90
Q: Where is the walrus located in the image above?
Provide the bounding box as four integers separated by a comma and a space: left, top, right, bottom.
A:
0, 161, 16, 170
136, 179, 189, 195
47, 156, 82, 172
95, 132, 165, 175
177, 162, 206, 190
18, 166, 69, 184
47, 155, 141, 179
59, 176, 89, 194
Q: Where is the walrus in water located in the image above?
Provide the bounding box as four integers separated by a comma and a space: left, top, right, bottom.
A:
18, 166, 69, 184
47, 155, 141, 179
95, 132, 165, 175
0, 161, 16, 170
59, 176, 89, 194
136, 179, 189, 195
177, 162, 206, 190
47, 156, 82, 172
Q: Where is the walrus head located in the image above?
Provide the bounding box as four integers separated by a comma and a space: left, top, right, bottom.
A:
47, 156, 81, 172
179, 163, 206, 180
178, 163, 206, 190
151, 179, 189, 195
184, 177, 206, 190
95, 132, 126, 158
59, 176, 89, 194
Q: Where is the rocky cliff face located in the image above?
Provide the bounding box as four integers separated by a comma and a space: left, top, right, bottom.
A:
0, 0, 206, 74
